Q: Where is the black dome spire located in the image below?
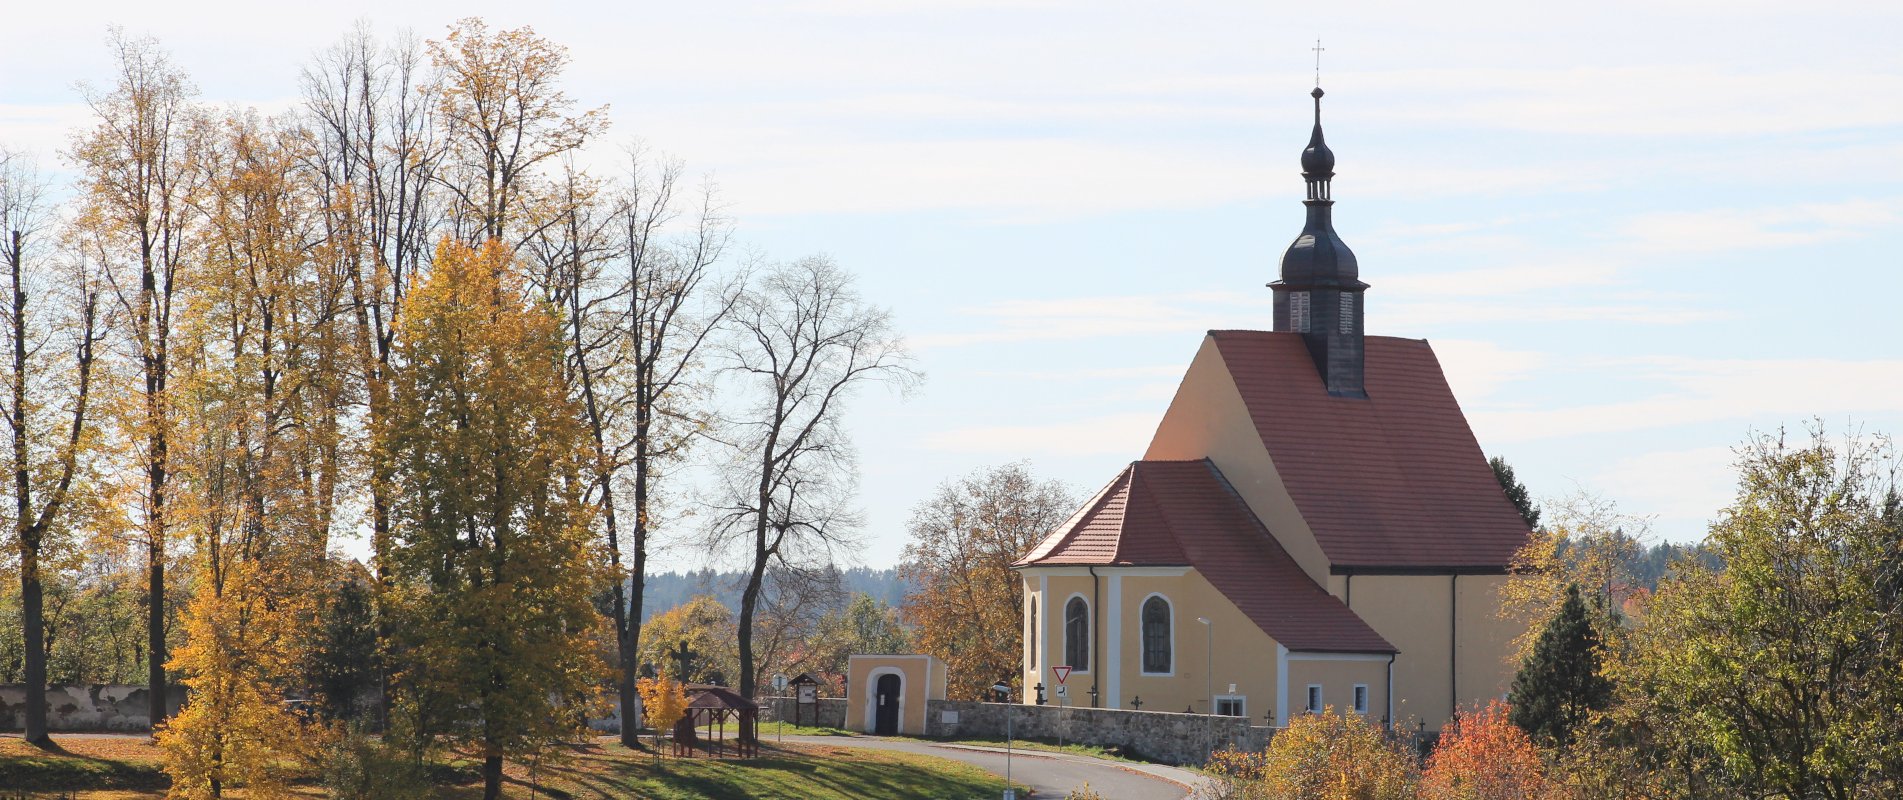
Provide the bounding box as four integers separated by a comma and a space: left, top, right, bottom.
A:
1270, 84, 1369, 399
1301, 87, 1335, 177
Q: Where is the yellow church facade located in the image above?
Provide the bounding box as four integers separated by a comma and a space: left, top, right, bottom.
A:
1013, 86, 1531, 732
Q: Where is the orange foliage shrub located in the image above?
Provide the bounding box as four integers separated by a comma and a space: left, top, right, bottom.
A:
1421, 701, 1552, 800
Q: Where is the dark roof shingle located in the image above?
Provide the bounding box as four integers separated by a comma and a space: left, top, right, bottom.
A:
1210, 331, 1533, 570
1017, 460, 1394, 653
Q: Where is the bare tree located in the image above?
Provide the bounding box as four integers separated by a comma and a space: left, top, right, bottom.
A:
710, 257, 918, 718
528, 149, 736, 746
298, 23, 443, 581
69, 29, 208, 730
1, 150, 102, 744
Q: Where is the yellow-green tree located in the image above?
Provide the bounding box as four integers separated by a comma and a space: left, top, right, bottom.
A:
1625, 428, 1903, 800
638, 595, 739, 686
69, 27, 209, 732
380, 238, 603, 800
635, 675, 689, 750
158, 111, 329, 799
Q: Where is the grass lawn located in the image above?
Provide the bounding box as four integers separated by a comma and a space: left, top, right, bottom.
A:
0, 735, 1024, 800
893, 734, 1148, 763
0, 736, 168, 795
693, 719, 855, 738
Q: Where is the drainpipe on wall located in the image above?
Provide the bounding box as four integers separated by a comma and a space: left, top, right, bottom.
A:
1385, 652, 1396, 731
1088, 565, 1101, 708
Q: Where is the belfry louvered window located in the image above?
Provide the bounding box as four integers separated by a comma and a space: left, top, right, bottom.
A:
1339, 293, 1355, 333
1064, 597, 1090, 672
1141, 596, 1171, 673
1289, 292, 1311, 332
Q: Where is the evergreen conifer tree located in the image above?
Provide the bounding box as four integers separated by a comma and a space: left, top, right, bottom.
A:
1509, 583, 1611, 748
1490, 456, 1541, 530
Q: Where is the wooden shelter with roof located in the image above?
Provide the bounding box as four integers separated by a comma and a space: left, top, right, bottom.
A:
1012, 85, 1534, 732
671, 686, 760, 758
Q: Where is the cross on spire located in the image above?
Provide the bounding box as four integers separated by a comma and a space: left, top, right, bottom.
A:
1312, 39, 1326, 86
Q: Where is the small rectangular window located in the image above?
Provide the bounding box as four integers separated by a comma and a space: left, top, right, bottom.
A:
1306, 685, 1323, 715
1353, 684, 1369, 715
1289, 292, 1310, 333
1215, 696, 1246, 717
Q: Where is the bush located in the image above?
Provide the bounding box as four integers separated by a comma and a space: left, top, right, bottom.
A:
1201, 711, 1415, 800
319, 726, 433, 800
1421, 701, 1551, 800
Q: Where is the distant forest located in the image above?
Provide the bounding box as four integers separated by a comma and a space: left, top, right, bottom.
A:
633, 540, 1707, 622
638, 567, 911, 622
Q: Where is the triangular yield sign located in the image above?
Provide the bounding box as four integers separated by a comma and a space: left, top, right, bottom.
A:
1052, 665, 1072, 685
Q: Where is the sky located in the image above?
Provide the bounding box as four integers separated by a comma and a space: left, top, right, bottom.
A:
4, 0, 1900, 569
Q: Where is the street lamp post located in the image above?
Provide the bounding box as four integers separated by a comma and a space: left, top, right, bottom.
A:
1198, 617, 1213, 760
992, 681, 1015, 800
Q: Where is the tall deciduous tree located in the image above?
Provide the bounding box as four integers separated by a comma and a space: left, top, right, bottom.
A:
299, 23, 442, 587
1508, 584, 1611, 749
711, 256, 918, 713
379, 238, 602, 800
525, 151, 735, 745
1629, 427, 1903, 800
70, 29, 208, 731
158, 112, 332, 798
1, 150, 103, 745
428, 18, 605, 247
900, 462, 1073, 700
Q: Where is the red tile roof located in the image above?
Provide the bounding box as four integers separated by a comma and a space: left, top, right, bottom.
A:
1017, 459, 1394, 654
1209, 331, 1533, 571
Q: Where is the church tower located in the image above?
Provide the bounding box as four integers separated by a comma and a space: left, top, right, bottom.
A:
1270, 86, 1368, 398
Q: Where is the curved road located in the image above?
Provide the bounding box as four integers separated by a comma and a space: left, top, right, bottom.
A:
784, 735, 1201, 799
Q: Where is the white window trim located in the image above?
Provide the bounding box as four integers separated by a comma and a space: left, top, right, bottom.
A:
1137, 592, 1175, 677
1062, 592, 1092, 676
1353, 683, 1370, 715
1214, 694, 1247, 718
1306, 684, 1324, 715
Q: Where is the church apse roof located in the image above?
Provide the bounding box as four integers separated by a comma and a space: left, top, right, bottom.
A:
1210, 330, 1533, 571
1016, 459, 1395, 654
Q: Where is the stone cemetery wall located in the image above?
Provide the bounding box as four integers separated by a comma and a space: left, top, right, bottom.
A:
923, 700, 1274, 765
0, 684, 186, 732
761, 695, 846, 729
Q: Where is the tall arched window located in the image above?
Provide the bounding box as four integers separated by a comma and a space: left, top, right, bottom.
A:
1028, 599, 1039, 669
1064, 597, 1090, 672
1141, 596, 1172, 674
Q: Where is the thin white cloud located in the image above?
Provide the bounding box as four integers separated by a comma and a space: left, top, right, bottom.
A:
912, 293, 1252, 349
1428, 339, 1547, 400
1473, 357, 1903, 444
1617, 199, 1903, 254
1591, 445, 1738, 528
920, 412, 1156, 456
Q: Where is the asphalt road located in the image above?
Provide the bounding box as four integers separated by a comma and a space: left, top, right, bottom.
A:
783, 735, 1202, 800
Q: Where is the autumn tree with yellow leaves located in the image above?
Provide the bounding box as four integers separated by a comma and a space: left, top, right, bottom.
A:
378, 238, 603, 800
901, 462, 1073, 700
636, 675, 690, 751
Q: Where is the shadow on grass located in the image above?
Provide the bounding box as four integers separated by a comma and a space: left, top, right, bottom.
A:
0, 737, 167, 791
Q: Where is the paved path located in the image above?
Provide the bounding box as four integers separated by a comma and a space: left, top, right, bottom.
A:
783, 735, 1204, 799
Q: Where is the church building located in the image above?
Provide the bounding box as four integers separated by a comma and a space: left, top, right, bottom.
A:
1013, 86, 1533, 731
